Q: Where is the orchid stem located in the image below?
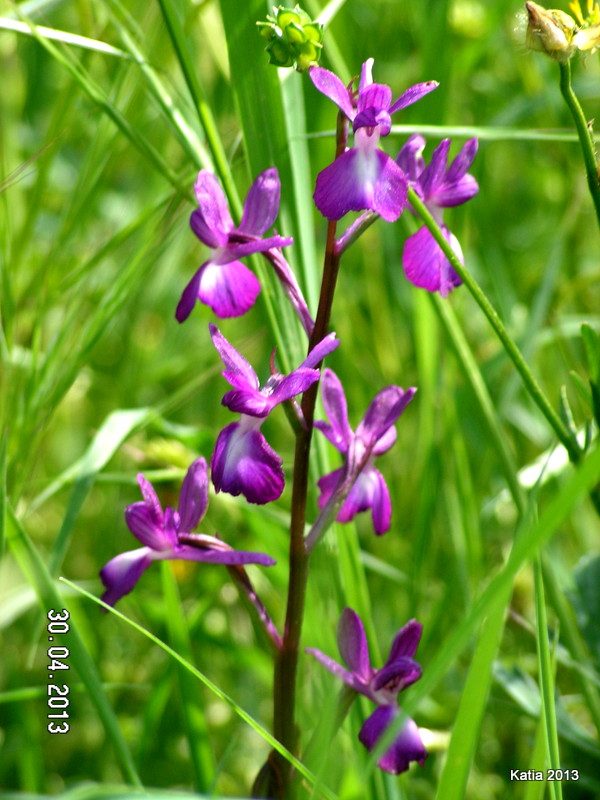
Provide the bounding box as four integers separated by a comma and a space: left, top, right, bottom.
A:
558, 60, 600, 230
408, 187, 581, 464
269, 110, 348, 799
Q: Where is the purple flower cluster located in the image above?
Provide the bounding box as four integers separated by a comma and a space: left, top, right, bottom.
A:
210, 324, 339, 504
398, 135, 479, 296
309, 58, 478, 297
100, 458, 275, 607
95, 51, 483, 783
177, 168, 292, 322
315, 369, 415, 535
307, 608, 427, 774
309, 58, 438, 222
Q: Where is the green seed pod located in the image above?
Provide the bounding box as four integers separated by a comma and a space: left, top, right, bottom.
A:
285, 21, 307, 43
266, 38, 295, 68
277, 8, 303, 28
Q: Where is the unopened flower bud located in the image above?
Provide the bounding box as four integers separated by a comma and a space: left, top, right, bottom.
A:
525, 1, 577, 61
257, 5, 324, 71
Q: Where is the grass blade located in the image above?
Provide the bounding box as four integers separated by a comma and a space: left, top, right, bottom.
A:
5, 506, 142, 787
60, 577, 339, 800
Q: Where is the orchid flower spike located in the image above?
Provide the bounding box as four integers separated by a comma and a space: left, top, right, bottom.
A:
314, 369, 416, 535
176, 168, 293, 322
308, 58, 438, 221
210, 325, 339, 504
398, 134, 478, 297
307, 608, 427, 774
100, 458, 275, 606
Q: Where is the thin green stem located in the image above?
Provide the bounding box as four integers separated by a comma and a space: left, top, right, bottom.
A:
558, 60, 600, 229
408, 188, 581, 463
534, 557, 562, 800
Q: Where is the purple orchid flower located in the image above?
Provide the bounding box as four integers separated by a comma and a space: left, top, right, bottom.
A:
210, 324, 339, 504
100, 458, 275, 606
307, 608, 427, 774
176, 168, 293, 322
308, 58, 438, 222
397, 134, 479, 297
314, 369, 415, 535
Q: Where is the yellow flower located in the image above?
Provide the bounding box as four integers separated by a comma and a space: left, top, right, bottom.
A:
569, 0, 600, 26
570, 0, 600, 51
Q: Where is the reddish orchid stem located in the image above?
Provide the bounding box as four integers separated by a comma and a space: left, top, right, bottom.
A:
269, 110, 348, 799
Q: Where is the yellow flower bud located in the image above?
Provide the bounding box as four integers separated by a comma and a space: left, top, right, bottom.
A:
525, 1, 577, 60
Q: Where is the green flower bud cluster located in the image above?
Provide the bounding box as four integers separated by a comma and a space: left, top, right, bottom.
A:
257, 5, 324, 71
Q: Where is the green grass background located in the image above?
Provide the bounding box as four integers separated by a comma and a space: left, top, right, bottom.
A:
1, 0, 600, 798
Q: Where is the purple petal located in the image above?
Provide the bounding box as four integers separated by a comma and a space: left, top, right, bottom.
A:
419, 139, 451, 200
446, 138, 478, 184
191, 171, 232, 247
357, 83, 392, 114
336, 467, 380, 524
308, 65, 355, 120
215, 235, 294, 264
209, 323, 259, 392
319, 369, 352, 452
190, 210, 223, 249
372, 657, 422, 693
170, 543, 275, 567
314, 147, 407, 222
175, 263, 206, 324
337, 608, 372, 680
299, 332, 340, 370
267, 367, 320, 407
221, 389, 271, 417
371, 425, 397, 456
396, 134, 426, 184
221, 389, 273, 418
305, 648, 370, 696
199, 261, 261, 318
317, 467, 345, 508
359, 59, 374, 93
388, 619, 423, 662
125, 502, 175, 550
434, 174, 479, 208
403, 226, 463, 298
353, 108, 392, 136
314, 422, 344, 452
100, 547, 156, 607
211, 422, 284, 504
313, 149, 363, 221
388, 80, 439, 115
368, 149, 408, 222
357, 386, 416, 448
370, 468, 392, 535
137, 474, 163, 524
177, 458, 209, 532
359, 706, 427, 774
238, 168, 281, 236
